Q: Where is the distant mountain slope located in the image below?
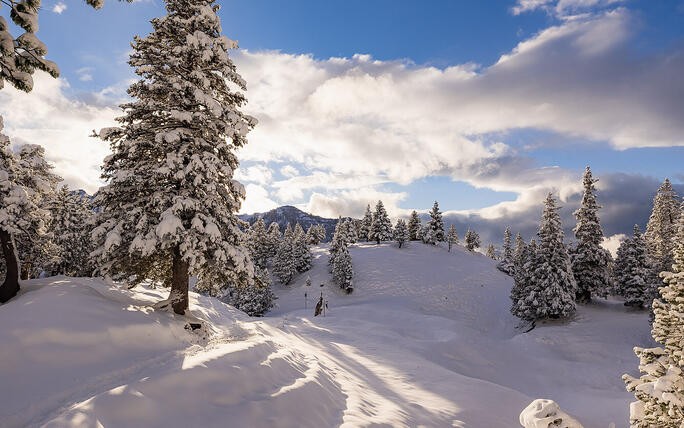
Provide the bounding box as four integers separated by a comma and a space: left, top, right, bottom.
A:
239, 206, 345, 241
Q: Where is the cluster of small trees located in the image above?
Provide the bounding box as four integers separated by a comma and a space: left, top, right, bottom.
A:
271, 222, 313, 285
329, 218, 355, 292
505, 168, 681, 323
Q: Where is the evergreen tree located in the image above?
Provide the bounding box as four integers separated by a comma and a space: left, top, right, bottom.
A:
332, 245, 353, 293
292, 223, 312, 273
407, 210, 422, 241
528, 193, 577, 320
645, 179, 680, 277
328, 220, 345, 270
614, 225, 654, 308
91, 0, 258, 314
306, 224, 321, 245
486, 244, 497, 259
423, 201, 446, 245
497, 227, 514, 275
274, 223, 296, 285
572, 166, 612, 303
360, 204, 373, 241
447, 224, 459, 252
511, 238, 536, 320
465, 228, 481, 252
393, 218, 409, 248
266, 222, 281, 257
315, 224, 327, 243
228, 267, 276, 317
342, 218, 358, 244
624, 201, 684, 427
248, 217, 269, 269
49, 186, 95, 277
369, 200, 392, 244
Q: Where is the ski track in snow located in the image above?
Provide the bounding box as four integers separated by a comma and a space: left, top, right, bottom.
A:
0, 242, 654, 427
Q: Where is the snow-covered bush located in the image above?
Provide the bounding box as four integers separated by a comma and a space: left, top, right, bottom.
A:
519, 399, 583, 428
228, 268, 276, 317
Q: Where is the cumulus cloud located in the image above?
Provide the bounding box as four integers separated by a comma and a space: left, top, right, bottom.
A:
602, 234, 626, 258
240, 184, 279, 215
52, 2, 67, 14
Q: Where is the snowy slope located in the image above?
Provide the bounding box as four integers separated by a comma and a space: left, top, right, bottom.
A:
0, 242, 653, 427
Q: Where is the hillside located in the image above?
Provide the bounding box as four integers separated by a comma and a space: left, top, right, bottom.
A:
0, 242, 653, 427
239, 205, 342, 242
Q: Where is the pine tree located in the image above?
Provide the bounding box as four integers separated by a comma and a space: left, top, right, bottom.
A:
266, 222, 281, 258
274, 223, 296, 285
486, 244, 497, 259
465, 228, 481, 252
614, 225, 654, 308
342, 218, 358, 244
423, 201, 445, 245
315, 224, 327, 243
332, 245, 353, 293
49, 186, 95, 277
369, 200, 392, 244
228, 267, 276, 317
497, 227, 514, 275
393, 218, 409, 248
306, 224, 320, 245
248, 217, 269, 269
572, 166, 612, 303
624, 201, 684, 427
292, 223, 312, 273
528, 193, 577, 320
645, 179, 680, 277
328, 220, 345, 270
407, 210, 422, 241
360, 204, 373, 241
511, 238, 536, 320
447, 224, 459, 252
91, 0, 257, 314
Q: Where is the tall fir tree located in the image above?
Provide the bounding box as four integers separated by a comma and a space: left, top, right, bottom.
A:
447, 224, 459, 252
572, 166, 612, 303
497, 227, 515, 275
274, 223, 296, 285
315, 224, 327, 243
423, 201, 445, 245
49, 186, 95, 277
465, 228, 481, 252
511, 238, 536, 321
332, 245, 353, 293
369, 200, 392, 244
614, 225, 654, 308
529, 193, 577, 320
407, 210, 422, 241
247, 217, 269, 269
393, 218, 409, 248
91, 0, 258, 314
645, 179, 680, 277
624, 201, 684, 427
360, 204, 373, 241
292, 223, 312, 273
266, 222, 281, 258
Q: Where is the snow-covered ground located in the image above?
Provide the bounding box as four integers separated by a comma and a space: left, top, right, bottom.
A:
0, 242, 653, 427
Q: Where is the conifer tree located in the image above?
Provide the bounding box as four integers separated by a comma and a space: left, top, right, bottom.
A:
332, 245, 353, 293
423, 201, 445, 245
624, 201, 684, 427
511, 238, 536, 320
342, 218, 358, 244
292, 223, 312, 273
407, 210, 422, 241
315, 224, 327, 243
486, 244, 497, 259
266, 222, 281, 257
447, 224, 459, 252
393, 218, 409, 248
614, 225, 654, 308
528, 193, 577, 319
274, 223, 296, 285
49, 186, 95, 277
369, 200, 392, 244
572, 166, 612, 303
248, 217, 269, 269
465, 228, 481, 252
328, 220, 345, 270
228, 267, 276, 317
360, 204, 373, 241
91, 0, 257, 314
497, 227, 514, 275
306, 224, 320, 245
645, 179, 680, 276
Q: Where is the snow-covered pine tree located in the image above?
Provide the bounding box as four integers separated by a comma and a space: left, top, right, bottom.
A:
315, 224, 326, 243
423, 201, 445, 245
572, 166, 612, 303
614, 225, 653, 308
447, 224, 459, 252
624, 201, 684, 427
511, 238, 536, 321
407, 210, 422, 241
328, 220, 345, 270
247, 217, 270, 269
645, 179, 680, 277
91, 0, 257, 314
497, 227, 514, 275
266, 222, 281, 257
274, 223, 296, 285
332, 245, 353, 293
393, 218, 409, 248
528, 193, 577, 320
48, 186, 95, 277
465, 228, 481, 252
369, 200, 392, 244
360, 204, 373, 241
228, 267, 276, 317
486, 244, 497, 259
293, 223, 312, 273
342, 218, 358, 244
306, 224, 319, 245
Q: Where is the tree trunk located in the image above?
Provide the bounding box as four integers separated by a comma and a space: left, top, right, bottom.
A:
0, 229, 20, 303
170, 246, 189, 315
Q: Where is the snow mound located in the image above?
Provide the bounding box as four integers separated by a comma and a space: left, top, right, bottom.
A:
520, 399, 583, 428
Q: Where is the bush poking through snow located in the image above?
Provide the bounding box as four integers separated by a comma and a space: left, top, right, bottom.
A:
519, 399, 583, 428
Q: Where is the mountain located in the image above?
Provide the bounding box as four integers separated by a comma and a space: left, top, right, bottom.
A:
239, 205, 344, 241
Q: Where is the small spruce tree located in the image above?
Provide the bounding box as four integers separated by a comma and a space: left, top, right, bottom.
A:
447, 224, 459, 252
360, 204, 373, 241
407, 210, 422, 241
423, 201, 445, 245
486, 244, 497, 259
368, 200, 392, 244
497, 227, 514, 275
465, 229, 481, 252
393, 218, 409, 248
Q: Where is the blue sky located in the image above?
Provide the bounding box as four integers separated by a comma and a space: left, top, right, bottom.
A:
1, 0, 683, 247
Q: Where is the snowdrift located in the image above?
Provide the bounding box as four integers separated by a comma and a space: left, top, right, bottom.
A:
0, 242, 653, 427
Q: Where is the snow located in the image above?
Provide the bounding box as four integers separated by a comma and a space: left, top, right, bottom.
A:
0, 242, 653, 427
520, 399, 583, 428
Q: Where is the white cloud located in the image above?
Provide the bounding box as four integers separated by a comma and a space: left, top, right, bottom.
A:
52, 2, 67, 14
601, 233, 626, 258
280, 164, 299, 178
512, 0, 625, 17
240, 184, 279, 214
234, 164, 273, 186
